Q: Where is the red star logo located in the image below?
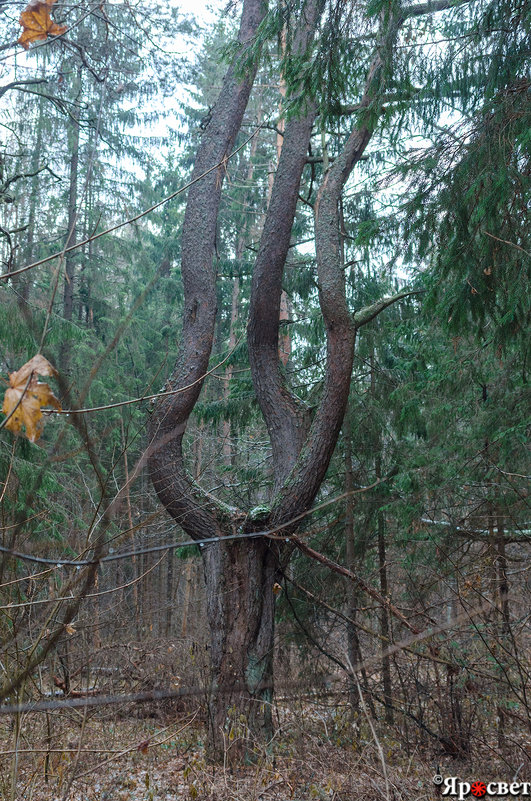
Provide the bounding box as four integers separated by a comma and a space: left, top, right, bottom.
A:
471, 781, 487, 798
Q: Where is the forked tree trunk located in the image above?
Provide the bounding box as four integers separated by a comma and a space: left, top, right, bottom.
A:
149, 0, 415, 762
148, 0, 270, 758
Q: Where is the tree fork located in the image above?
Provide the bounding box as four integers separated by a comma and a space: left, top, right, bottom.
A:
148, 0, 424, 762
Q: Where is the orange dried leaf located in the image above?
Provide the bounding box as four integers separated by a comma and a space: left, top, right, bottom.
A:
2, 355, 61, 442
18, 0, 67, 50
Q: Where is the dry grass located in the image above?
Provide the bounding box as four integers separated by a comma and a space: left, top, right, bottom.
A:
1, 695, 529, 801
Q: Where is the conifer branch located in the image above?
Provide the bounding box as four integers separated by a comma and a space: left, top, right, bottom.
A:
402, 0, 473, 19
353, 289, 424, 329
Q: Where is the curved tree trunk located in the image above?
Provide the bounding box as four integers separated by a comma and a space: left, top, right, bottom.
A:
148, 0, 412, 762
147, 0, 270, 758
248, 0, 323, 486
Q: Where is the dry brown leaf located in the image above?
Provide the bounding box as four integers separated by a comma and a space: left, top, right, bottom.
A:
65, 623, 76, 635
18, 0, 67, 50
2, 354, 61, 442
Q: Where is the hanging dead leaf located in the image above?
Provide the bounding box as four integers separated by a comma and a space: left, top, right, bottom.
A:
2, 354, 61, 442
65, 623, 76, 636
18, 0, 67, 51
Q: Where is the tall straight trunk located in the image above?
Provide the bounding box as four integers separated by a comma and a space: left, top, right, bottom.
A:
60, 107, 80, 371
136, 544, 144, 639
344, 413, 361, 713
369, 347, 393, 723
18, 94, 46, 305
12, 60, 48, 308
63, 116, 79, 320
494, 512, 511, 748
340, 202, 361, 712
495, 515, 510, 636
165, 548, 174, 637
343, 408, 376, 718
495, 513, 506, 748
377, 507, 393, 723
81, 133, 95, 327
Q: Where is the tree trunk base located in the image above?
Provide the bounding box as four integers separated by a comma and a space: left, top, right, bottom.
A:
202, 536, 277, 762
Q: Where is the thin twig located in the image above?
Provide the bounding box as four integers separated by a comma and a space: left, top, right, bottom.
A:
46, 331, 245, 415
483, 229, 531, 257
0, 125, 266, 282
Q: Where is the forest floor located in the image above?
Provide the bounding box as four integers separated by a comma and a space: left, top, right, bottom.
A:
1, 700, 528, 801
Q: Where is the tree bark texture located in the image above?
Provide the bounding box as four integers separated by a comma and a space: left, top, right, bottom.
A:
149, 0, 266, 539
148, 0, 272, 757
247, 0, 322, 486
202, 536, 278, 760
149, 0, 406, 760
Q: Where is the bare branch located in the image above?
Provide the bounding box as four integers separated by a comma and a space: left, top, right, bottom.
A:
0, 79, 48, 100
1, 164, 60, 194
291, 535, 420, 633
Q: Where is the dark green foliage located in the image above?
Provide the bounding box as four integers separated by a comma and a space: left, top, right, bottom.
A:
405, 80, 530, 350
0, 0, 528, 760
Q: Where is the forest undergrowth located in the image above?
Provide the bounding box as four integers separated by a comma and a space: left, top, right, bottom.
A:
2, 689, 529, 801
1, 0, 529, 797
